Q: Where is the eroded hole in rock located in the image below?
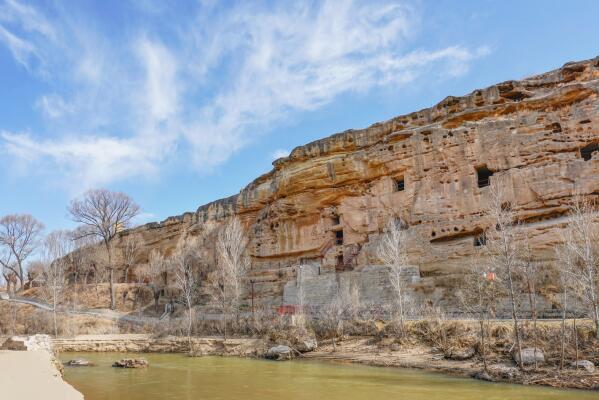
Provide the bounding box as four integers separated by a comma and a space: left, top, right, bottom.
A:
474, 233, 487, 247
581, 142, 598, 161
476, 165, 494, 188
335, 230, 344, 245
395, 177, 405, 192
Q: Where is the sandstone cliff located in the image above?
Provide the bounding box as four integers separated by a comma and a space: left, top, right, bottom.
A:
114, 56, 599, 315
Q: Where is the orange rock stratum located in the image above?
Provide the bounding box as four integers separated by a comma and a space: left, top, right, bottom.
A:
114, 56, 599, 316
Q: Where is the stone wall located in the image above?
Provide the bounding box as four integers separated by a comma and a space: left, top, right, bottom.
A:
109, 56, 599, 316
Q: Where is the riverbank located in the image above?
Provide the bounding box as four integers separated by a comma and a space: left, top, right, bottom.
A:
0, 350, 83, 400
52, 333, 599, 391
304, 337, 599, 390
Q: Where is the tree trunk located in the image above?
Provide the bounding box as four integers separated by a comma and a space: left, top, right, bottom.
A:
560, 289, 567, 371
507, 265, 524, 371
527, 278, 538, 370
480, 313, 488, 373
106, 243, 116, 310
53, 309, 58, 337
188, 305, 194, 354
573, 317, 579, 368
109, 268, 116, 310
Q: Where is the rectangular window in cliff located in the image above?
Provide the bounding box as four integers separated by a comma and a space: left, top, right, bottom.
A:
581, 142, 598, 161
332, 216, 340, 226
474, 233, 487, 247
394, 177, 405, 192
335, 230, 344, 245
476, 166, 494, 188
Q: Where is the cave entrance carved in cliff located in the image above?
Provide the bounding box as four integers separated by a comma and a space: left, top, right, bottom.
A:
335, 229, 344, 245
476, 165, 494, 188
581, 142, 598, 161
394, 177, 405, 192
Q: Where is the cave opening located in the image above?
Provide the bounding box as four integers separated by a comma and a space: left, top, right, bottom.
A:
581, 142, 598, 161
476, 165, 494, 188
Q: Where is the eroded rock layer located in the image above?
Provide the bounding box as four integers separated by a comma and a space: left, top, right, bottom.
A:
116, 56, 599, 315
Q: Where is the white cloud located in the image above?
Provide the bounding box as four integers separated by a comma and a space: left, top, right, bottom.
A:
35, 94, 73, 118
271, 149, 290, 161
0, 0, 489, 189
0, 23, 37, 69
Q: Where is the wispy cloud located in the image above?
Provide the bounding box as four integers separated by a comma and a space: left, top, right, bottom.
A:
271, 149, 290, 161
0, 0, 489, 189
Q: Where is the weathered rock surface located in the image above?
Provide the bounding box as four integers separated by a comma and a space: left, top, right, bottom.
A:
103, 56, 599, 315
294, 337, 318, 353
1, 334, 53, 353
266, 345, 294, 361
65, 359, 94, 367
112, 358, 148, 368
571, 360, 595, 372
53, 334, 267, 357
513, 347, 545, 366
444, 347, 476, 361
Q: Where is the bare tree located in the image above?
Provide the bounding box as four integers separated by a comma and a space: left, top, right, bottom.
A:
378, 217, 411, 334
69, 227, 98, 310
555, 242, 578, 370
457, 248, 501, 373
0, 214, 44, 291
485, 183, 524, 370
319, 289, 349, 352
561, 194, 599, 338
214, 217, 249, 339
147, 250, 167, 313
39, 230, 73, 337
68, 189, 140, 309
517, 233, 540, 369
171, 237, 200, 353
121, 234, 142, 283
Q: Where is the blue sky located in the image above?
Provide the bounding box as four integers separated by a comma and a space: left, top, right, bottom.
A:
1, 0, 598, 233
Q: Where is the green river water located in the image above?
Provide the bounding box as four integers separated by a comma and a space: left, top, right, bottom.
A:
60, 352, 598, 400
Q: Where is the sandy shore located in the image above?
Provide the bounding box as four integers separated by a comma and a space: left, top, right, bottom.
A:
0, 350, 83, 400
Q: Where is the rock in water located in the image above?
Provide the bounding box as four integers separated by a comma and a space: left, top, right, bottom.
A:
112, 358, 149, 368
266, 345, 293, 361
571, 360, 595, 373
512, 348, 545, 366
65, 359, 94, 367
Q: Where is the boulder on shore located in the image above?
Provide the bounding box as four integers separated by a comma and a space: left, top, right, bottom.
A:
112, 358, 149, 368
1, 334, 53, 353
294, 337, 317, 353
571, 360, 595, 373
512, 348, 545, 366
65, 359, 94, 367
444, 347, 475, 361
265, 345, 293, 361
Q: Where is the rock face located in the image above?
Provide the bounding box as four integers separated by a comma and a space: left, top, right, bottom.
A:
571, 360, 595, 372
266, 345, 294, 361
1, 334, 54, 353
53, 335, 267, 356
513, 347, 545, 366
110, 56, 599, 315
